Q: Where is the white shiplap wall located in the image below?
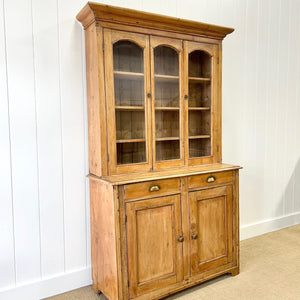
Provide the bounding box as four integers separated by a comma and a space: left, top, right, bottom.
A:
0, 0, 300, 299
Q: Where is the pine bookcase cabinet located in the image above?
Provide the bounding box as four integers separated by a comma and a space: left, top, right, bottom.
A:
77, 3, 241, 299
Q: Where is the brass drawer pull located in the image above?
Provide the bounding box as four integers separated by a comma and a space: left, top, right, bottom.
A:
177, 236, 184, 243
191, 233, 198, 239
149, 184, 160, 192
207, 176, 215, 183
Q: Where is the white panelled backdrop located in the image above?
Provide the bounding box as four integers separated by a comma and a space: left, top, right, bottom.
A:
1, 0, 300, 299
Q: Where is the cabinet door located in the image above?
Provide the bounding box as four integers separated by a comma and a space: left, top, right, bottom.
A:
104, 29, 152, 175
189, 186, 232, 276
183, 41, 220, 166
150, 36, 185, 170
126, 195, 183, 298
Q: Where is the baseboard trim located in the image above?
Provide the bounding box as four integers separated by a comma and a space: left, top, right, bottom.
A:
240, 211, 300, 240
0, 267, 92, 300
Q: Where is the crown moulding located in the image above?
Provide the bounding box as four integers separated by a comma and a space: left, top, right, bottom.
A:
76, 2, 234, 40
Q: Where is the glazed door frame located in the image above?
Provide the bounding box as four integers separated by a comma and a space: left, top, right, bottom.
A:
104, 29, 152, 175
183, 41, 221, 166
150, 36, 185, 170
189, 185, 233, 276
125, 194, 183, 298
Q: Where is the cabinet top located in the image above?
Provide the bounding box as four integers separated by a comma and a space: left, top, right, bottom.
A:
76, 2, 234, 39
89, 163, 242, 185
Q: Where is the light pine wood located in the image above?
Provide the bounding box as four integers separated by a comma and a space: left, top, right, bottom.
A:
89, 164, 241, 185
124, 178, 180, 200
89, 179, 119, 298
189, 186, 233, 275
84, 25, 108, 176
76, 2, 234, 38
188, 170, 233, 189
104, 29, 152, 174
150, 35, 184, 170
126, 195, 183, 298
77, 3, 239, 300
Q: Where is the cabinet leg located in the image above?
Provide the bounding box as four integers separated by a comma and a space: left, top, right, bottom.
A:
230, 267, 239, 276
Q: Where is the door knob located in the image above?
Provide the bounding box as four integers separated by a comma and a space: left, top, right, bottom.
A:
191, 233, 198, 239
177, 236, 184, 242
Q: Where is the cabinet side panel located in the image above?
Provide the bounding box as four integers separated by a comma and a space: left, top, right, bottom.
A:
89, 179, 119, 298
85, 25, 108, 176
232, 170, 240, 273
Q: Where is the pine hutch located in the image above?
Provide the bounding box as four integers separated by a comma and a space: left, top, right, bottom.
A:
77, 2, 241, 299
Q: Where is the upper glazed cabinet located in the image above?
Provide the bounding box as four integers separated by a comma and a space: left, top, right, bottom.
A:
78, 3, 232, 176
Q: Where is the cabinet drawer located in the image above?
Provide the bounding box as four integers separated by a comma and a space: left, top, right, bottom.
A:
124, 178, 180, 200
188, 171, 232, 189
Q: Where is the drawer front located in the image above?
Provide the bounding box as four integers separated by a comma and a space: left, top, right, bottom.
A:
188, 171, 233, 189
124, 178, 180, 200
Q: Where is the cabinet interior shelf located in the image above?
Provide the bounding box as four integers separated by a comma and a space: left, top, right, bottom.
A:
156, 137, 180, 141
189, 135, 211, 139
188, 76, 211, 82
115, 106, 145, 110
114, 70, 144, 80
154, 74, 179, 82
155, 107, 179, 111
188, 107, 210, 111
116, 139, 146, 143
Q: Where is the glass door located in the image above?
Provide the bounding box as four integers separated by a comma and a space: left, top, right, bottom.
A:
104, 29, 152, 174
151, 37, 184, 170
184, 41, 220, 165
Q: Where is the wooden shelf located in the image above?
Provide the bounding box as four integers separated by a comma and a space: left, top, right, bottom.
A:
188, 76, 211, 82
154, 74, 179, 82
155, 107, 179, 111
114, 70, 144, 80
189, 135, 211, 139
188, 107, 210, 111
116, 139, 146, 143
156, 137, 180, 141
115, 106, 145, 110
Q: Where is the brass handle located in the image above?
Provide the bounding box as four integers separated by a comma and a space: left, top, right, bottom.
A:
149, 184, 160, 192
191, 233, 198, 239
177, 236, 184, 243
207, 176, 215, 183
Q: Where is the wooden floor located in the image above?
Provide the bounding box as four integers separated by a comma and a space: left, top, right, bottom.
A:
46, 224, 300, 300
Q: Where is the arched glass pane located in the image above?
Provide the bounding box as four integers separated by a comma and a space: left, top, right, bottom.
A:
188, 50, 212, 158
113, 40, 143, 73
113, 40, 146, 165
154, 46, 180, 161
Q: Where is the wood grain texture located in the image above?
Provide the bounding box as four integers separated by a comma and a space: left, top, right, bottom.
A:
189, 186, 233, 275
89, 179, 119, 299
126, 195, 183, 298
76, 2, 234, 38
124, 178, 180, 200
188, 170, 232, 189
90, 163, 241, 185
84, 24, 108, 176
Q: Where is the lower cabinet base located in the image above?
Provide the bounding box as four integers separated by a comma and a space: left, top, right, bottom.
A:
97, 265, 239, 300
89, 167, 240, 300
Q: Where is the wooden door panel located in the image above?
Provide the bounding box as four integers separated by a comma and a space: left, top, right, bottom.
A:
104, 29, 153, 175
190, 186, 232, 276
150, 36, 185, 170
198, 196, 226, 262
126, 195, 183, 298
